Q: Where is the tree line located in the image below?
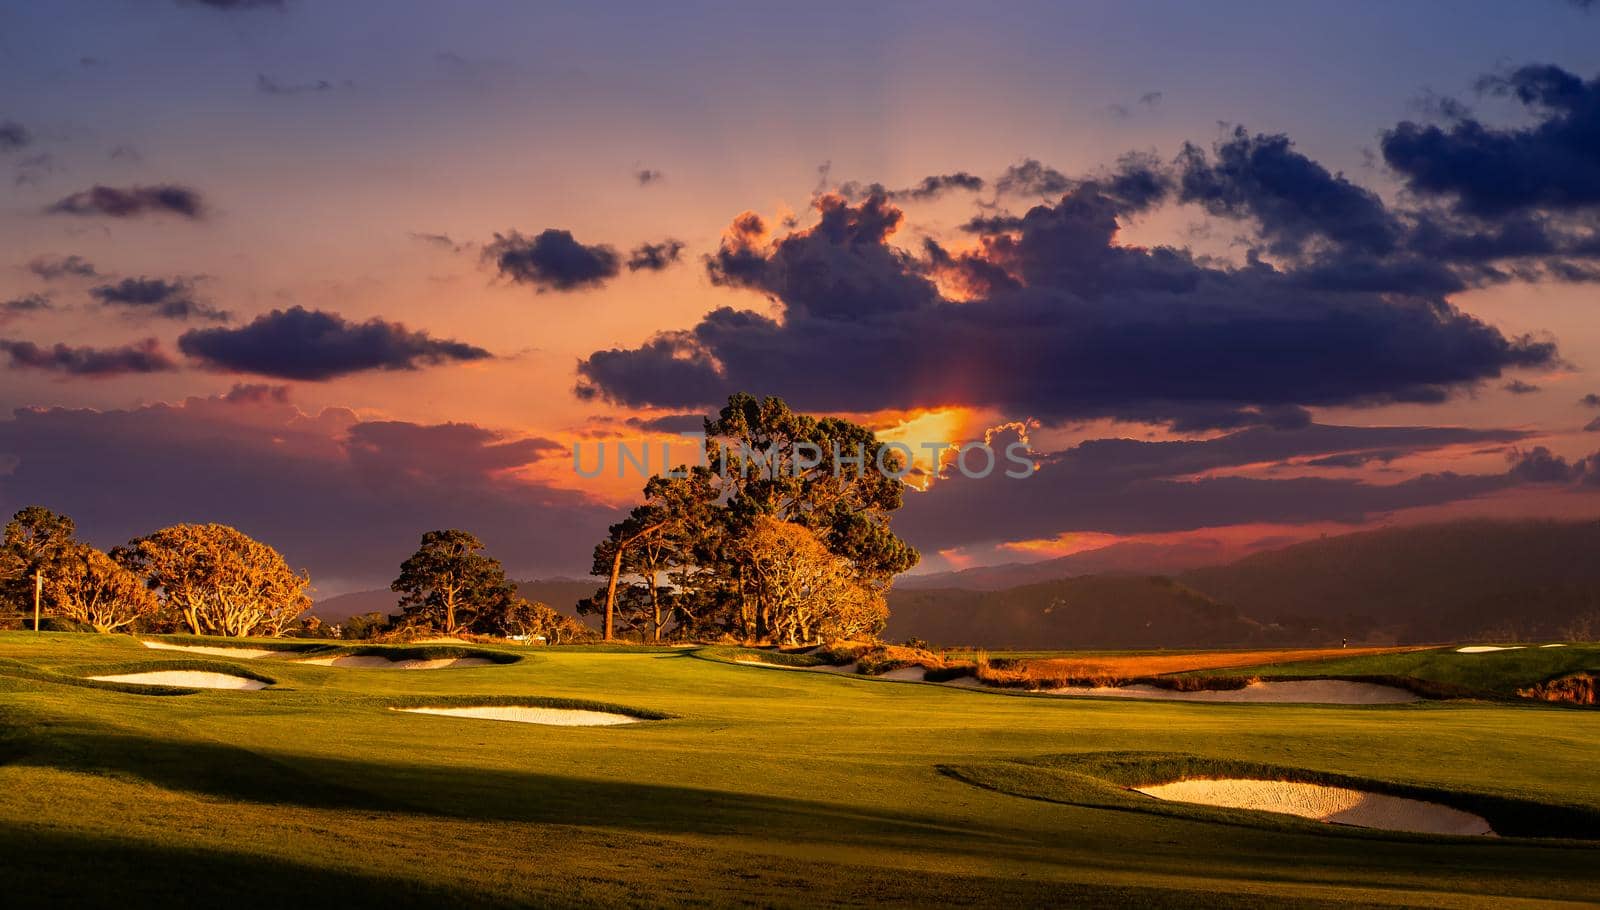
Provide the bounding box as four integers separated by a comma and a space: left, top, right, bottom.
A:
0, 394, 921, 645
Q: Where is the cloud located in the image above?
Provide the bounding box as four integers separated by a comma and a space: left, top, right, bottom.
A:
994, 159, 1073, 197
90, 277, 229, 322
180, 0, 285, 9
1503, 379, 1542, 394
46, 184, 206, 219
1506, 446, 1576, 483
1382, 63, 1600, 217
0, 338, 177, 377
26, 254, 100, 281
893, 172, 986, 201
578, 190, 1555, 427
0, 392, 611, 587
482, 229, 621, 291
894, 423, 1529, 552
407, 231, 465, 253
1581, 393, 1600, 407
177, 306, 492, 380
256, 74, 339, 95
1179, 128, 1402, 257
2, 294, 52, 314
624, 412, 708, 433
626, 239, 685, 272
0, 120, 29, 152
1587, 417, 1600, 432
636, 169, 663, 186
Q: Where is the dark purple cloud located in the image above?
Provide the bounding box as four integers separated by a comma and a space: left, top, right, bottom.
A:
1503, 379, 1542, 394
578, 190, 1556, 428
626, 239, 685, 272
26, 254, 99, 281
256, 74, 338, 95
0, 120, 29, 152
0, 337, 177, 377
1, 294, 52, 320
90, 277, 229, 322
1382, 63, 1600, 217
636, 169, 663, 186
178, 306, 491, 380
483, 229, 621, 291
1180, 128, 1402, 257
46, 184, 206, 219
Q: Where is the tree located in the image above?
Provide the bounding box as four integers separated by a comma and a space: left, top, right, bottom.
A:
122, 523, 311, 637
736, 516, 887, 645
49, 544, 161, 634
392, 530, 515, 635
490, 596, 593, 644
590, 467, 721, 640
1, 506, 80, 626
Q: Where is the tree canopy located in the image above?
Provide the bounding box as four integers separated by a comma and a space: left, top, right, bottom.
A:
121, 523, 311, 637
392, 529, 516, 634
586, 394, 919, 643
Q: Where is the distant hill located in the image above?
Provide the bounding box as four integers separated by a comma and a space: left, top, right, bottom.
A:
887, 519, 1600, 647
886, 575, 1268, 649
1178, 519, 1600, 642
311, 577, 599, 626
898, 538, 1242, 591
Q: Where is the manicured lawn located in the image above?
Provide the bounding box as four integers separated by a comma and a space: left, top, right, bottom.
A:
1, 632, 1597, 907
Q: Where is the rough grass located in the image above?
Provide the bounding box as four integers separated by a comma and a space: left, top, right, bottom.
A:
1181, 644, 1600, 701
3, 632, 1600, 907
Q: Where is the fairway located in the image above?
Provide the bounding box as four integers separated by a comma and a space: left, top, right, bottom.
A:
2, 633, 1597, 908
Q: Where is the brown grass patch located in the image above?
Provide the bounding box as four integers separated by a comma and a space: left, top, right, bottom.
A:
1518, 673, 1597, 706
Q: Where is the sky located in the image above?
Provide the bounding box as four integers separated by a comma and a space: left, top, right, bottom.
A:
4, 0, 1600, 595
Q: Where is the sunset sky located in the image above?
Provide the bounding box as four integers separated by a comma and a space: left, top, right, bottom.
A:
4, 0, 1600, 594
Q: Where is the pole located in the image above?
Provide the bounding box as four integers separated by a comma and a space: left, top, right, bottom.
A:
33, 569, 42, 632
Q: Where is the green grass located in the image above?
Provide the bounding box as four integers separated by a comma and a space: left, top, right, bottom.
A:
1190, 645, 1600, 698
1, 632, 1597, 907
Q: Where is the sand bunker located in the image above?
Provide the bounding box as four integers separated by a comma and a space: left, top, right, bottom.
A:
1048, 679, 1419, 704
299, 655, 493, 669
395, 706, 638, 726
88, 670, 267, 690
1136, 778, 1493, 836
879, 666, 929, 681
1456, 645, 1525, 653
141, 641, 279, 659
1541, 643, 1568, 648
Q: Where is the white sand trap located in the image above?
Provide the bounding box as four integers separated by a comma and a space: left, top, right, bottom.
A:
88, 670, 267, 690
879, 666, 928, 681
1050, 679, 1419, 704
1456, 645, 1525, 653
299, 655, 493, 669
1136, 779, 1493, 836
141, 641, 279, 659
1540, 643, 1568, 648
395, 706, 638, 726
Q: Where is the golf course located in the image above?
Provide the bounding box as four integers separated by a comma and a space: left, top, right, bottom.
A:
2, 633, 1596, 908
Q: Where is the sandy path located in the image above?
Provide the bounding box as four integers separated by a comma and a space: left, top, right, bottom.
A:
394, 706, 638, 726
1045, 679, 1419, 704
141, 641, 279, 659
89, 671, 267, 690
1456, 645, 1525, 653
298, 655, 493, 669
1136, 779, 1493, 836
